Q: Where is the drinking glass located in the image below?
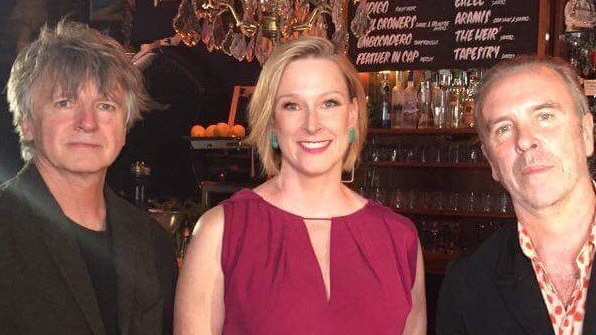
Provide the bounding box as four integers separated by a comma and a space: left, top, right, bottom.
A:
392, 188, 406, 209
419, 190, 431, 209
465, 191, 477, 212
368, 167, 379, 187
481, 192, 492, 212
432, 89, 448, 129
496, 192, 512, 213
469, 145, 481, 163
431, 190, 443, 210
448, 191, 460, 211
370, 147, 381, 162
390, 146, 400, 162
402, 144, 415, 162
406, 189, 417, 209
420, 144, 435, 164
372, 187, 386, 205
449, 143, 461, 164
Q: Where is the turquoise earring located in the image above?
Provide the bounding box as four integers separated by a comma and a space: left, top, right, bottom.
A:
270, 132, 279, 149
348, 127, 355, 144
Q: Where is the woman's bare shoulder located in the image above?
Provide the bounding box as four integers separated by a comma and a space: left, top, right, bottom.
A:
192, 205, 225, 240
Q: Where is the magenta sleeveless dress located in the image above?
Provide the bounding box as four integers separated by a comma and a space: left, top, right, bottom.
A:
220, 189, 419, 335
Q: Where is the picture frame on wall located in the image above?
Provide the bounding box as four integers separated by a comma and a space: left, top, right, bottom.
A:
89, 0, 135, 47
227, 86, 255, 127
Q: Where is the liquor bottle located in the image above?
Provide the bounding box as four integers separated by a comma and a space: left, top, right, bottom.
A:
367, 73, 380, 128
461, 69, 480, 128
130, 161, 151, 209
448, 69, 465, 128
391, 71, 405, 128
418, 71, 433, 128
580, 44, 592, 79
586, 50, 596, 117
583, 42, 596, 102
432, 70, 450, 129
569, 39, 581, 78
378, 71, 392, 129
402, 70, 418, 129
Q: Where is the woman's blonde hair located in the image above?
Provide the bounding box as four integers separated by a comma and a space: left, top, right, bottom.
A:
245, 36, 367, 177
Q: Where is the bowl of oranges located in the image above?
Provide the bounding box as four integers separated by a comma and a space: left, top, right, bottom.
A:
190, 122, 246, 139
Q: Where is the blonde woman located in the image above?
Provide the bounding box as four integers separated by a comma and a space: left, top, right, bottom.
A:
174, 36, 426, 335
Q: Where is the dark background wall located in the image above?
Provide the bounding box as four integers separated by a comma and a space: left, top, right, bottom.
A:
0, 0, 24, 184
0, 0, 261, 201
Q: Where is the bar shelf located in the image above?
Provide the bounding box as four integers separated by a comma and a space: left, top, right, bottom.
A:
369, 128, 478, 135
363, 161, 490, 169
395, 208, 515, 219
356, 128, 511, 274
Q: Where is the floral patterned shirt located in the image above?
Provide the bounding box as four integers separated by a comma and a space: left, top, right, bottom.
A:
519, 221, 596, 335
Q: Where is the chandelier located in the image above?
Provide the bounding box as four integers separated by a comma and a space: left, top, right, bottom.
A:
173, 0, 373, 64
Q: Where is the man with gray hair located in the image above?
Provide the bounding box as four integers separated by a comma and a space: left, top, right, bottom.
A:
0, 20, 177, 334
436, 56, 596, 334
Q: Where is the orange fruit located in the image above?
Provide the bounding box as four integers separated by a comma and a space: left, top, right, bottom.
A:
214, 122, 231, 137
190, 124, 206, 137
231, 124, 246, 137
205, 124, 216, 137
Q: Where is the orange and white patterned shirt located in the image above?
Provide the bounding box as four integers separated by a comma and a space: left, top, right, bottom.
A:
519, 221, 596, 335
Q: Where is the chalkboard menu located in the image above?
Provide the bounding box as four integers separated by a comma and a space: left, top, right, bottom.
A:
348, 0, 539, 72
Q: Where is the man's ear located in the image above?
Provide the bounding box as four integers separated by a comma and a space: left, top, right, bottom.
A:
481, 144, 500, 182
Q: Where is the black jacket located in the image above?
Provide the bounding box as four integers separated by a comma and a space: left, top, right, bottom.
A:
0, 164, 177, 334
436, 222, 596, 335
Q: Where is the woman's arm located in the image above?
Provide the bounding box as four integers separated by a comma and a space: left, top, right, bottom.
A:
174, 206, 226, 335
402, 242, 427, 335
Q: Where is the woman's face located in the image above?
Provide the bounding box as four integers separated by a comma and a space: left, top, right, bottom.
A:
272, 57, 357, 179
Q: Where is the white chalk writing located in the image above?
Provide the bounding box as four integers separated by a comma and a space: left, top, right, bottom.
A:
391, 50, 420, 63
370, 16, 417, 31
455, 0, 485, 7
356, 52, 391, 65
430, 20, 450, 31
454, 10, 491, 24
499, 34, 514, 41
395, 5, 416, 12
413, 39, 439, 46
367, 1, 389, 15
453, 46, 501, 60
357, 34, 413, 48
454, 27, 500, 42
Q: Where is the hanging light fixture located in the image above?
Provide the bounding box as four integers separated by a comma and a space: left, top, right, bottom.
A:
173, 0, 372, 64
